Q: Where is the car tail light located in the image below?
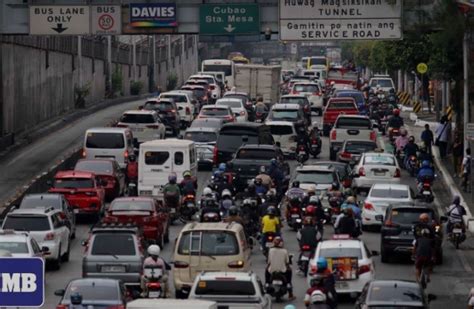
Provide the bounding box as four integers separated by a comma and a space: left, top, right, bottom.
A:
267, 235, 274, 242
291, 207, 299, 213
330, 130, 336, 140
340, 152, 351, 159
146, 124, 160, 129
116, 124, 128, 128
85, 191, 97, 196
82, 148, 87, 157
225, 115, 234, 122
210, 85, 216, 90
228, 260, 245, 268
124, 150, 129, 162
186, 107, 191, 115
56, 305, 68, 309
302, 244, 311, 250
384, 220, 399, 228
213, 146, 218, 165
44, 232, 55, 241
147, 282, 161, 288
311, 138, 318, 145
394, 168, 401, 178
364, 202, 374, 211
358, 167, 365, 176
370, 131, 376, 141
174, 261, 189, 268
358, 264, 371, 275
292, 90, 299, 95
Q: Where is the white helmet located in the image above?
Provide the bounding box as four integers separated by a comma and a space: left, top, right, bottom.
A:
222, 189, 232, 198
203, 187, 213, 196
147, 244, 161, 256
310, 290, 327, 303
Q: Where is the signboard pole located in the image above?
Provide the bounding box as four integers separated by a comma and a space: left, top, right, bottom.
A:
132, 39, 137, 81
107, 36, 112, 92
78, 36, 83, 87
153, 35, 157, 91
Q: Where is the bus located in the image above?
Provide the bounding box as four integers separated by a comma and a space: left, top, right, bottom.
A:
301, 56, 328, 70
202, 59, 235, 88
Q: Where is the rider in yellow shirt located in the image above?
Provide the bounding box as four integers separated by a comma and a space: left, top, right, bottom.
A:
261, 206, 282, 249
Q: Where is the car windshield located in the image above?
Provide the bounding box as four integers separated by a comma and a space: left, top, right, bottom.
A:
91, 234, 136, 256
294, 84, 319, 93
20, 196, 60, 209
216, 134, 258, 151
0, 242, 29, 254
192, 89, 206, 97
110, 200, 153, 212
190, 119, 222, 129
195, 280, 256, 296
368, 284, 423, 303
336, 92, 365, 103
270, 125, 294, 135
295, 171, 334, 184
336, 118, 371, 129
280, 97, 309, 105
224, 95, 246, 103
319, 247, 362, 259
363, 155, 395, 166
327, 102, 356, 110
120, 114, 155, 124
345, 142, 377, 154
203, 64, 232, 76
75, 161, 113, 175
201, 108, 229, 117
178, 231, 239, 256
217, 100, 242, 108
3, 216, 50, 231
64, 282, 119, 303
236, 149, 276, 160
371, 188, 409, 199
86, 132, 124, 149
271, 110, 299, 120
53, 178, 94, 189
370, 79, 393, 88
390, 209, 434, 225
143, 102, 173, 112
184, 131, 217, 143
161, 94, 187, 103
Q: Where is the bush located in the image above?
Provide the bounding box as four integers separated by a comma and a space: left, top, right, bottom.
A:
166, 73, 178, 91
130, 80, 143, 95
74, 83, 91, 109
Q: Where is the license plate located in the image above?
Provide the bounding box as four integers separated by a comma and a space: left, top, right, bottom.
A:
101, 265, 125, 273
170, 208, 176, 213
291, 214, 300, 218
453, 228, 463, 233
266, 242, 273, 248
272, 280, 283, 285
73, 209, 79, 214
148, 291, 161, 298
300, 255, 309, 261
336, 281, 349, 289
135, 128, 144, 132
374, 172, 385, 176
422, 191, 431, 195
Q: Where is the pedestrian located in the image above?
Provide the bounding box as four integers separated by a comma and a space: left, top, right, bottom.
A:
461, 148, 471, 192
421, 124, 434, 155
435, 115, 451, 159
452, 133, 463, 177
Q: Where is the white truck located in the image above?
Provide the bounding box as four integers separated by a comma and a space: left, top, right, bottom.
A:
234, 64, 281, 104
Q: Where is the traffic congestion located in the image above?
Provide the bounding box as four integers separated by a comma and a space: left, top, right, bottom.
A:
0, 54, 471, 309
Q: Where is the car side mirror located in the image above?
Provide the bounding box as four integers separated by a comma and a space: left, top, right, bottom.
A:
371, 250, 379, 256
375, 215, 384, 222
54, 289, 65, 297
440, 216, 448, 223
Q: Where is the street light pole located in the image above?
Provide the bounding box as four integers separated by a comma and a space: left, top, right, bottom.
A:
463, 30, 469, 151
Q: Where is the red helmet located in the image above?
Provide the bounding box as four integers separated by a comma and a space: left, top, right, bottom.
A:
306, 205, 316, 216
393, 109, 400, 116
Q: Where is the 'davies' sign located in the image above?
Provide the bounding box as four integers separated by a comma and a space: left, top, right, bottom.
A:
129, 3, 177, 28
279, 0, 402, 41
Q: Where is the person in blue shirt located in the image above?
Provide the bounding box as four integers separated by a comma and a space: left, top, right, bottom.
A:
417, 160, 435, 183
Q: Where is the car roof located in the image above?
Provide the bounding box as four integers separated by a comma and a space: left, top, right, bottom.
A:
238, 144, 277, 150
366, 280, 423, 306
216, 98, 243, 103
8, 208, 56, 216
190, 74, 215, 79
370, 183, 409, 191
337, 115, 370, 119
76, 158, 115, 165
221, 122, 264, 129
0, 230, 30, 241
141, 139, 194, 147
197, 271, 255, 281
55, 170, 95, 178
23, 193, 62, 201
86, 127, 129, 133
320, 239, 362, 249
181, 222, 243, 232
162, 91, 190, 96
281, 95, 307, 99
182, 85, 205, 90
265, 121, 295, 127
343, 139, 377, 144
296, 165, 335, 172
272, 103, 300, 109
327, 97, 356, 103
68, 278, 120, 287
123, 110, 156, 115
111, 197, 155, 203
363, 152, 395, 157
224, 91, 249, 97
202, 105, 229, 110
293, 81, 318, 85
145, 98, 174, 103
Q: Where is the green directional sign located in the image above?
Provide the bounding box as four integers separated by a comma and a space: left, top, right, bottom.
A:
199, 4, 260, 35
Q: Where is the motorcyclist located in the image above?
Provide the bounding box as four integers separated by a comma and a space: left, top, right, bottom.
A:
163, 173, 181, 210
255, 97, 267, 112
255, 177, 269, 195
334, 208, 358, 237
413, 213, 436, 240
200, 198, 221, 222
327, 182, 344, 207
256, 165, 273, 189
413, 228, 435, 283
224, 206, 245, 226
126, 154, 138, 183
297, 217, 322, 272
418, 144, 433, 164
220, 189, 234, 217
304, 275, 333, 308
268, 158, 285, 193
303, 185, 317, 205
214, 172, 233, 197
266, 236, 295, 300
404, 136, 420, 169
340, 196, 361, 220
297, 126, 310, 150
307, 195, 326, 232
387, 88, 398, 108
286, 181, 307, 200
261, 206, 282, 249
395, 128, 409, 154
417, 160, 435, 184
180, 170, 197, 196
446, 195, 467, 235
306, 258, 337, 309
141, 245, 170, 298
387, 108, 404, 129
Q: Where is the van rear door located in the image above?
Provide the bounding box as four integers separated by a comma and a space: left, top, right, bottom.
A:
139, 148, 171, 190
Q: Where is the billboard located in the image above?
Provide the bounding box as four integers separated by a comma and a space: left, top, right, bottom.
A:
279, 0, 402, 41
129, 3, 177, 28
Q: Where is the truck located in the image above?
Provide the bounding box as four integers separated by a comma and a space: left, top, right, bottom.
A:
327, 67, 360, 89
322, 97, 359, 136
234, 64, 281, 104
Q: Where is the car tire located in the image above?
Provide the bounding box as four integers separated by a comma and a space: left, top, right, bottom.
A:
52, 245, 62, 270
62, 241, 70, 262
381, 246, 390, 263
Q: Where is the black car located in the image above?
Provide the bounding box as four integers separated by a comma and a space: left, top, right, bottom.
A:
378, 205, 446, 263
356, 280, 430, 308
55, 278, 130, 308
141, 98, 180, 136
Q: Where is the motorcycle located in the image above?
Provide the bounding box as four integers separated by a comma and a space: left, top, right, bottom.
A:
387, 126, 401, 143
180, 194, 198, 221
143, 265, 165, 298
307, 289, 332, 309
417, 178, 434, 203
298, 244, 313, 276
164, 192, 181, 222
267, 271, 289, 302
201, 211, 221, 223
255, 110, 268, 123
287, 204, 303, 231
449, 223, 466, 249
296, 144, 309, 163
128, 180, 137, 197
309, 137, 322, 158
406, 155, 418, 177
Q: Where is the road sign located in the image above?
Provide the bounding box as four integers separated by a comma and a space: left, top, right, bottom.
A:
279, 0, 402, 41
29, 6, 90, 35
91, 5, 121, 35
466, 123, 474, 140
129, 3, 177, 28
417, 62, 428, 74
199, 4, 260, 35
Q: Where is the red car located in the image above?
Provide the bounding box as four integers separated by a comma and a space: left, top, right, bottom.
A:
103, 197, 170, 247
49, 171, 106, 218
74, 159, 126, 202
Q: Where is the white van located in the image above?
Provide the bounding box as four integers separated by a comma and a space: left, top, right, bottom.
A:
266, 121, 298, 157
83, 127, 134, 169
138, 139, 197, 197
127, 299, 217, 309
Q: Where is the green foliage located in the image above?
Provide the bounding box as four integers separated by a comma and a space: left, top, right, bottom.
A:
130, 80, 143, 95
74, 82, 91, 109
166, 72, 178, 91
111, 66, 123, 97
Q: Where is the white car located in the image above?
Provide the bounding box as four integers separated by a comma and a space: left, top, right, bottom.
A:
160, 91, 197, 127
1, 207, 71, 269
352, 152, 401, 192
362, 183, 416, 228
307, 236, 376, 294
0, 230, 46, 259
266, 121, 298, 157
188, 271, 271, 309
189, 74, 221, 100
369, 76, 395, 93
291, 82, 324, 115
216, 98, 248, 122
117, 110, 166, 143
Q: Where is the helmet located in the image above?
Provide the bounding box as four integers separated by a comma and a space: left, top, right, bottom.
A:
422, 160, 430, 168
331, 182, 340, 191
284, 305, 296, 309
307, 185, 316, 195
393, 108, 400, 116
421, 228, 431, 237
259, 166, 267, 174
409, 136, 415, 143
306, 206, 316, 217
168, 173, 177, 184
227, 162, 234, 170
400, 128, 407, 136
229, 206, 238, 216
219, 163, 227, 172
292, 181, 300, 188
203, 187, 213, 196
316, 257, 328, 270
267, 206, 276, 215
270, 158, 278, 166
221, 189, 232, 198
183, 170, 192, 178
213, 171, 222, 180
330, 81, 335, 86
129, 154, 136, 162
147, 244, 161, 256
273, 236, 283, 247
310, 290, 327, 303
419, 213, 430, 223
309, 195, 321, 205
346, 196, 356, 204
453, 195, 461, 205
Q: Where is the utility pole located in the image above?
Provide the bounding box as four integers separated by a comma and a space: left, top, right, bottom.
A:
181, 34, 185, 85
107, 36, 112, 93
78, 36, 82, 87
132, 39, 137, 82
463, 30, 469, 151
153, 35, 157, 91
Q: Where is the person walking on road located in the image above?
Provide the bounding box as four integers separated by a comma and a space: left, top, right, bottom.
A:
461, 148, 471, 192
452, 133, 463, 177
435, 115, 451, 159
421, 124, 434, 155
